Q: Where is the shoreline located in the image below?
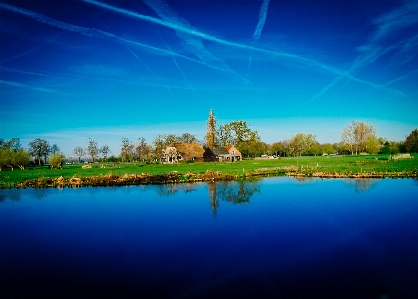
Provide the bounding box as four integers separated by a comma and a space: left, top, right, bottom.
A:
4, 168, 417, 189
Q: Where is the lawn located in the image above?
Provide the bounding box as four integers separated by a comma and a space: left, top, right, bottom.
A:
1, 154, 417, 187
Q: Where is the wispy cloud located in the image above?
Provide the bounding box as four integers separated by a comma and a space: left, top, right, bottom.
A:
168, 47, 200, 98
82, 0, 401, 94
0, 79, 69, 95
137, 0, 250, 84
124, 45, 171, 93
248, 0, 270, 77
311, 1, 418, 100
0, 2, 242, 76
253, 0, 270, 41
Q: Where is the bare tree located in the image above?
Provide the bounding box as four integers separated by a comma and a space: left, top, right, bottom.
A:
100, 145, 111, 162
341, 121, 376, 155
136, 137, 150, 161
73, 146, 86, 163
86, 138, 100, 162
120, 138, 135, 162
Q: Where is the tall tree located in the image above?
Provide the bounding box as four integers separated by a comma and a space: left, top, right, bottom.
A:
86, 138, 99, 162
28, 138, 50, 165
73, 146, 86, 163
206, 109, 216, 147
405, 129, 418, 153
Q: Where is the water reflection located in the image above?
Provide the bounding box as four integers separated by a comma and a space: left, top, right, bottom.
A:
0, 189, 21, 202
343, 178, 378, 193
208, 180, 261, 215
156, 183, 199, 196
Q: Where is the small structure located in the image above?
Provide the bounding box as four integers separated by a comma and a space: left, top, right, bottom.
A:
225, 145, 242, 162
160, 143, 204, 164
204, 146, 241, 162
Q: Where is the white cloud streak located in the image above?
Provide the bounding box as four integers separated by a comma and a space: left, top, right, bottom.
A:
248, 0, 270, 77
311, 1, 418, 100
0, 79, 69, 95
83, 0, 402, 94
123, 45, 171, 93
0, 2, 243, 76
143, 0, 250, 84
253, 0, 270, 41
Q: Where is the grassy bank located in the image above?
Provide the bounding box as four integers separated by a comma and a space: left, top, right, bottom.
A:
1, 154, 417, 188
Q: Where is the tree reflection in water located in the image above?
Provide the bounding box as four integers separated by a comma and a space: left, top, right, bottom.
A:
0, 189, 21, 202
207, 180, 261, 215
343, 178, 378, 193
156, 183, 199, 197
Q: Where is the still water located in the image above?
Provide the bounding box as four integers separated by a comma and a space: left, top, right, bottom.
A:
1, 177, 417, 299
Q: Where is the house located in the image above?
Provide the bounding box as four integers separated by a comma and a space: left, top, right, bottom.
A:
225, 145, 242, 162
160, 142, 204, 164
204, 146, 241, 162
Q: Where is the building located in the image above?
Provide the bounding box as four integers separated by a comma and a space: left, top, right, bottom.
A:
160, 142, 204, 164
204, 146, 241, 162
225, 145, 242, 161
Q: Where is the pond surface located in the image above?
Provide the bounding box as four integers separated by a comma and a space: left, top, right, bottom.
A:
1, 177, 418, 299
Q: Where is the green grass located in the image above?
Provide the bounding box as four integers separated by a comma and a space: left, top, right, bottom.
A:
1, 154, 417, 187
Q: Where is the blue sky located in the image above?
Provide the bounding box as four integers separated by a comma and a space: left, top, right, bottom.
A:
1, 0, 417, 155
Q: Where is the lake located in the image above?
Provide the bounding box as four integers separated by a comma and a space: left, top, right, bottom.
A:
1, 177, 417, 299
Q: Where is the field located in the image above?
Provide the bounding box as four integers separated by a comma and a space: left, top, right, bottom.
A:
1, 154, 417, 188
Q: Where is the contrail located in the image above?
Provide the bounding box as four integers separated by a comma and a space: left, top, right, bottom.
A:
0, 32, 67, 64
82, 0, 402, 94
142, 0, 249, 84
124, 45, 171, 93
0, 79, 68, 95
311, 1, 418, 100
168, 46, 200, 98
253, 0, 270, 41
248, 0, 270, 77
0, 2, 244, 77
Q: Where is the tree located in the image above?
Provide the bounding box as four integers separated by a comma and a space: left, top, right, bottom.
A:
100, 145, 111, 162
136, 137, 150, 161
0, 138, 21, 151
178, 133, 199, 144
0, 148, 13, 171
73, 146, 86, 163
306, 142, 322, 156
50, 152, 65, 168
13, 149, 30, 170
365, 135, 380, 154
322, 143, 335, 155
28, 138, 50, 165
50, 144, 60, 154
287, 133, 317, 156
120, 138, 135, 162
270, 142, 286, 157
206, 109, 216, 147
86, 138, 99, 162
405, 129, 418, 153
341, 121, 377, 155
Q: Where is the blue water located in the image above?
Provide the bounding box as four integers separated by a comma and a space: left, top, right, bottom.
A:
1, 177, 417, 299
